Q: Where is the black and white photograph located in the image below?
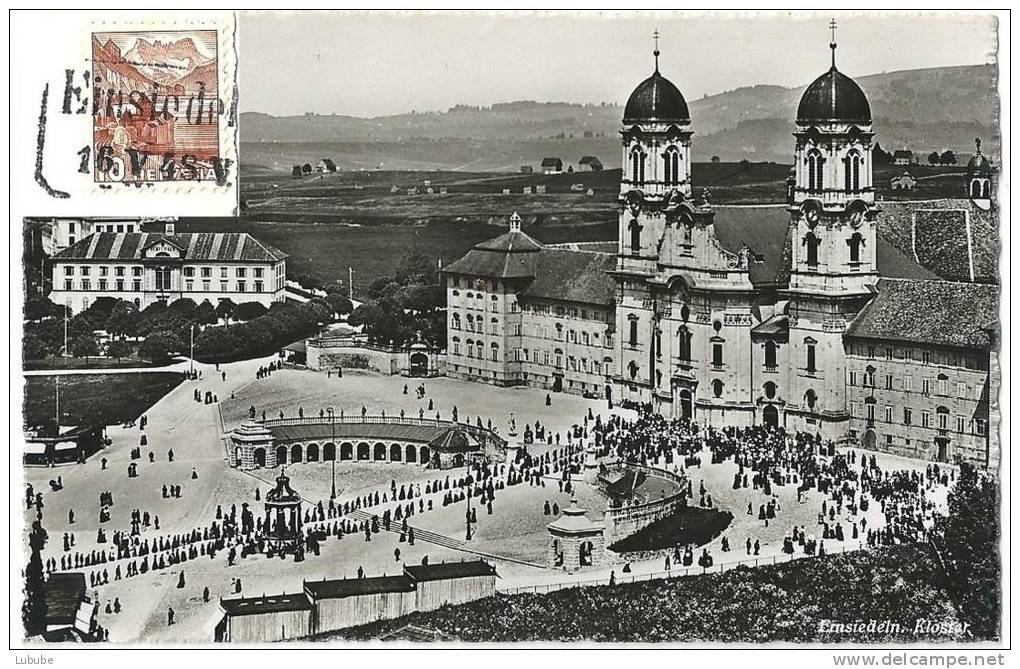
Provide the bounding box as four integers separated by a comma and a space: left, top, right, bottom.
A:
10, 8, 1010, 661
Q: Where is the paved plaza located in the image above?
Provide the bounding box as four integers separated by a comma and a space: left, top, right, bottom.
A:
24, 359, 953, 643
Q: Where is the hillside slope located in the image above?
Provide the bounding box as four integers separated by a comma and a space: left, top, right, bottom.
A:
241, 64, 998, 163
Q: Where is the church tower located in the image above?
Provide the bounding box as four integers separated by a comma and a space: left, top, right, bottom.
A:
782, 22, 879, 442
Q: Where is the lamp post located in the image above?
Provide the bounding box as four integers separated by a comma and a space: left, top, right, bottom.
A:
189, 324, 195, 377
326, 407, 336, 500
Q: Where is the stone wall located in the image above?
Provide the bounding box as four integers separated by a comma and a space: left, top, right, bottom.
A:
600, 463, 688, 546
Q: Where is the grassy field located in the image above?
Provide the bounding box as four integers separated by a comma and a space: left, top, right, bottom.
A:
321, 543, 967, 643
23, 354, 161, 372
23, 372, 184, 428
176, 217, 617, 294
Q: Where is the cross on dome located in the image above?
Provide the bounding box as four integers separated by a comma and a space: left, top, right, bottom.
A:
653, 29, 661, 71
829, 18, 838, 68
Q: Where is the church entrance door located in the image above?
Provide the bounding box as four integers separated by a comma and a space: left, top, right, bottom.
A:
679, 389, 693, 422
763, 405, 779, 428
409, 352, 428, 377
935, 437, 950, 463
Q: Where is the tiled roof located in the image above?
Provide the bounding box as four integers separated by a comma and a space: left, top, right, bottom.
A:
712, 205, 939, 285
52, 232, 287, 263
45, 573, 86, 625
845, 278, 999, 349
220, 593, 312, 616
269, 421, 450, 444
403, 560, 496, 583
523, 249, 617, 305
712, 206, 792, 287
304, 575, 414, 600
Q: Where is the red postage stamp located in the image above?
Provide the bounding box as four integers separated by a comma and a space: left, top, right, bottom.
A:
92, 30, 223, 183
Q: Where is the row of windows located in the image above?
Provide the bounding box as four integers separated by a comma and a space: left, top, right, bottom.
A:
182, 266, 263, 279
801, 232, 865, 267
63, 279, 266, 294
628, 145, 684, 186
62, 265, 267, 279
848, 369, 982, 400
804, 150, 864, 193
850, 402, 988, 436
64, 265, 142, 277
849, 344, 984, 370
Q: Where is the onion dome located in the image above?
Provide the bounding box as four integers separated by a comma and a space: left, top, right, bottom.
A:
797, 40, 871, 124
623, 41, 690, 124
967, 138, 992, 176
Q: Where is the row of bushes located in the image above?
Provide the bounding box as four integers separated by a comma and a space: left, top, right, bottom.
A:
193, 298, 334, 363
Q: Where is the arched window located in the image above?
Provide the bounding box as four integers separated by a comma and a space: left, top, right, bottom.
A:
628, 361, 639, 379
490, 343, 499, 362
451, 313, 461, 330
630, 147, 646, 184
653, 329, 662, 359
807, 150, 824, 192
677, 326, 692, 362
845, 151, 861, 192
628, 315, 639, 347
805, 338, 817, 373
629, 219, 642, 254
804, 232, 820, 267
764, 340, 777, 370
805, 389, 818, 410
712, 379, 724, 397
663, 146, 681, 186
848, 232, 864, 264
465, 339, 474, 358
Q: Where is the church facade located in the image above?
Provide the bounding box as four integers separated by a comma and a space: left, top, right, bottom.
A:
442, 38, 999, 471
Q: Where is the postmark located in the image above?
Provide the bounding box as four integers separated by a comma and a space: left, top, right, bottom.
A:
13, 11, 238, 217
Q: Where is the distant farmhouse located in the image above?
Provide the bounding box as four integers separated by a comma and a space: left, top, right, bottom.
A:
316, 159, 338, 174
891, 171, 917, 191
579, 156, 604, 171
520, 165, 534, 174
893, 150, 914, 165
541, 157, 563, 174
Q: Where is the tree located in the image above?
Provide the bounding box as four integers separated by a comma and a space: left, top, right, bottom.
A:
168, 298, 198, 320
215, 299, 236, 325
193, 300, 218, 327
928, 151, 941, 165
940, 150, 957, 166
22, 513, 48, 637
872, 143, 893, 165
24, 298, 64, 322
291, 165, 302, 178
934, 463, 999, 639
106, 300, 141, 340
22, 334, 51, 362
139, 330, 184, 363
71, 333, 100, 363
107, 339, 133, 361
711, 156, 721, 163
397, 249, 435, 285
325, 293, 354, 317
234, 301, 269, 322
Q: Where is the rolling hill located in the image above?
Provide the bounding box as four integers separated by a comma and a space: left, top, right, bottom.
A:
241, 64, 998, 168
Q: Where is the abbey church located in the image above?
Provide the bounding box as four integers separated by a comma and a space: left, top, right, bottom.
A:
443, 34, 999, 471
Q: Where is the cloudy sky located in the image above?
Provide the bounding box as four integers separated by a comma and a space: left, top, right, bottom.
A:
240, 11, 997, 117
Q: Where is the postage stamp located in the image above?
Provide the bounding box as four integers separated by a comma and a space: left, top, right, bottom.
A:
11, 11, 238, 217
91, 30, 223, 184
